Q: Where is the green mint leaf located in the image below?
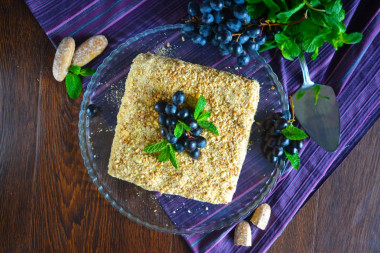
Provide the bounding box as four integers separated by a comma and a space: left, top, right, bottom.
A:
342, 32, 362, 44
144, 140, 168, 153
197, 111, 211, 121
310, 0, 321, 7
169, 144, 179, 169
158, 146, 170, 162
276, 2, 305, 23
198, 120, 219, 136
194, 95, 207, 119
325, 1, 342, 15
262, 0, 280, 13
296, 91, 305, 100
80, 68, 96, 77
284, 150, 300, 170
259, 40, 277, 52
281, 124, 309, 140
178, 120, 191, 131
65, 73, 82, 99
174, 122, 183, 138
311, 48, 319, 60
68, 65, 81, 75
246, 2, 267, 19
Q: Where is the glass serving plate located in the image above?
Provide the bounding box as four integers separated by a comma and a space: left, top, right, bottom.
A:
79, 24, 289, 234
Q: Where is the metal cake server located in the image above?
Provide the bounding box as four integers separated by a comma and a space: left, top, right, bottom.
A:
291, 52, 340, 152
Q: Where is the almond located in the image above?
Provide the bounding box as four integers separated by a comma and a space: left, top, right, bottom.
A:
250, 203, 271, 230
71, 35, 108, 67
52, 37, 75, 81
234, 220, 252, 246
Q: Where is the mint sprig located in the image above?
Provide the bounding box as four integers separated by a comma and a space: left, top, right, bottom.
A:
246, 0, 362, 61
64, 65, 96, 99
281, 124, 309, 140
143, 140, 178, 169
313, 84, 330, 105
194, 95, 207, 119
169, 144, 179, 169
143, 140, 169, 153
193, 95, 219, 136
284, 150, 300, 170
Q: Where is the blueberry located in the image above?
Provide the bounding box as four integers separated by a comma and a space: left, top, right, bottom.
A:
202, 13, 214, 24
187, 119, 198, 131
237, 53, 250, 67
285, 146, 298, 155
266, 153, 279, 163
255, 34, 267, 45
177, 108, 189, 119
187, 108, 195, 119
173, 91, 185, 105
154, 101, 167, 113
184, 139, 197, 152
216, 30, 232, 44
167, 134, 178, 144
262, 131, 271, 142
265, 136, 278, 148
192, 34, 203, 44
291, 140, 303, 150
166, 116, 177, 126
199, 25, 212, 38
226, 19, 242, 33
224, 0, 232, 6
182, 23, 195, 33
191, 127, 203, 136
237, 34, 250, 44
214, 11, 225, 24
158, 113, 167, 125
233, 0, 245, 4
218, 43, 230, 56
174, 143, 185, 153
246, 27, 260, 38
272, 146, 284, 157
217, 24, 228, 32
261, 143, 272, 154
189, 148, 201, 159
199, 37, 207, 46
211, 37, 220, 47
262, 119, 275, 131
188, 1, 199, 16
277, 135, 290, 147
272, 112, 284, 120
229, 41, 243, 57
210, 0, 224, 11
233, 6, 248, 20
160, 128, 168, 139
86, 104, 99, 118
196, 136, 207, 148
244, 41, 260, 53
274, 118, 289, 130
200, 2, 212, 14
165, 104, 177, 115
269, 126, 281, 136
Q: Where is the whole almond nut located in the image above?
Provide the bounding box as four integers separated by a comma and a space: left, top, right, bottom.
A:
52, 37, 75, 81
250, 203, 271, 230
71, 35, 108, 67
234, 220, 252, 246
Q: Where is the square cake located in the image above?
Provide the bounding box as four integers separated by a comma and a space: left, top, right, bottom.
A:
108, 53, 260, 204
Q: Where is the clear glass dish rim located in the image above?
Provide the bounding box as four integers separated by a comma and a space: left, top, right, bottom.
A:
78, 24, 290, 234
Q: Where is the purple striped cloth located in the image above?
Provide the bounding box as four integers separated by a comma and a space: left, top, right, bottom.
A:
25, 0, 380, 252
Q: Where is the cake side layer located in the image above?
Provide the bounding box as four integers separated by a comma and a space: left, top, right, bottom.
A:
108, 53, 260, 204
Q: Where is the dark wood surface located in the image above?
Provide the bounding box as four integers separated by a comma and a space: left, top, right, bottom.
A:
0, 1, 378, 252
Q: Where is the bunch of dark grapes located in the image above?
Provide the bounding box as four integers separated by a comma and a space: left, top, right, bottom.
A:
154, 91, 207, 159
261, 112, 303, 163
183, 0, 281, 67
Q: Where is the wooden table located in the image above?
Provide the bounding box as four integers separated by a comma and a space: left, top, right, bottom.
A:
1, 1, 378, 252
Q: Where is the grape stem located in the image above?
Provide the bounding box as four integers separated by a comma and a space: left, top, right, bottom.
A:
289, 96, 296, 124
